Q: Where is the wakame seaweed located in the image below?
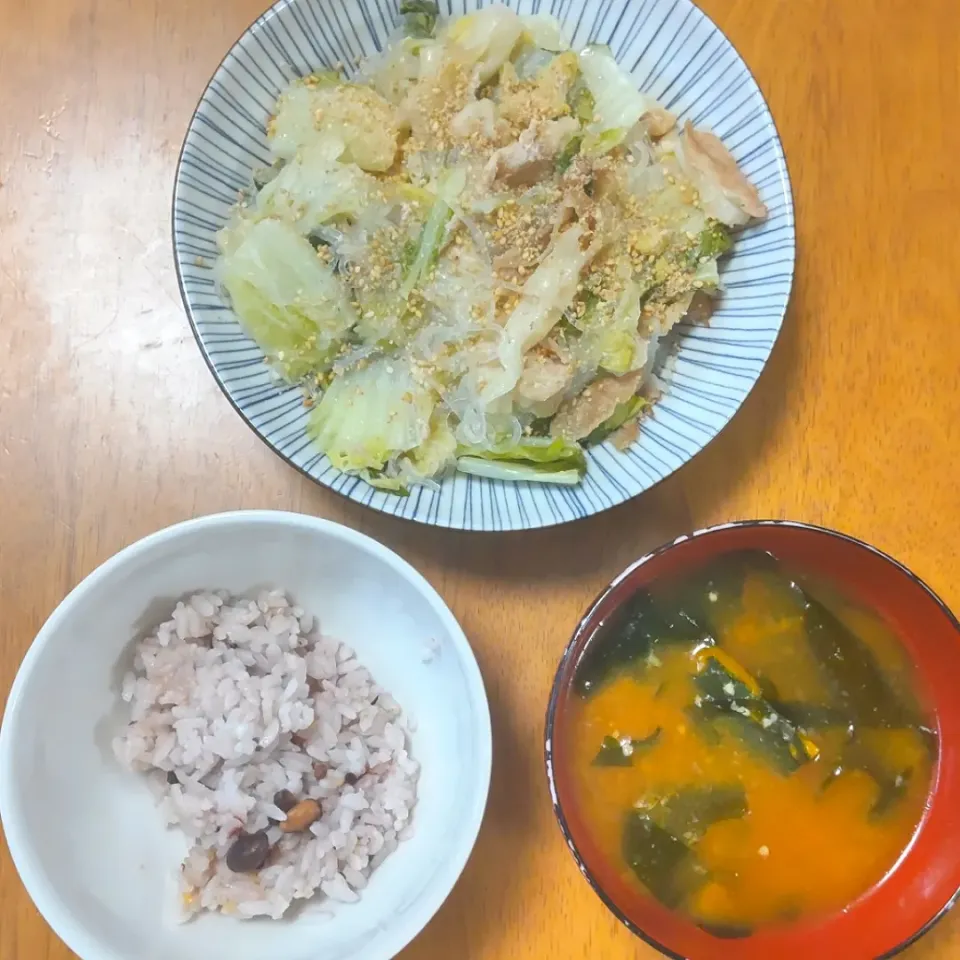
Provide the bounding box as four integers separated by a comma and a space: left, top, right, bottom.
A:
769, 700, 855, 731
801, 592, 913, 729
692, 654, 816, 774
622, 786, 746, 908
730, 554, 917, 730
645, 784, 748, 841
576, 589, 670, 696
592, 728, 662, 766
659, 549, 779, 639
822, 740, 914, 819
622, 813, 700, 910
576, 577, 726, 697
575, 553, 783, 696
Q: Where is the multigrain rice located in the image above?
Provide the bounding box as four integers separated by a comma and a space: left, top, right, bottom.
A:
112, 589, 418, 919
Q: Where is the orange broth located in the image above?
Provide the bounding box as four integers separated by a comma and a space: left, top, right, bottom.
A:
566, 552, 935, 931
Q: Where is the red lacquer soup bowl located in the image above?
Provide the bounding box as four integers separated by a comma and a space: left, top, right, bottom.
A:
545, 520, 960, 960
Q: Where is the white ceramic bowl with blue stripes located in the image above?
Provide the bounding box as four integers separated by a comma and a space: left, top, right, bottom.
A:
173, 0, 795, 531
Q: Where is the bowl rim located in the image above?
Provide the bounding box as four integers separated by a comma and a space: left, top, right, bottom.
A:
170, 0, 797, 533
543, 518, 960, 960
0, 509, 493, 960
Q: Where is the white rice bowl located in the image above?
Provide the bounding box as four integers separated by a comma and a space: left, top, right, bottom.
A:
113, 590, 419, 921
0, 511, 491, 960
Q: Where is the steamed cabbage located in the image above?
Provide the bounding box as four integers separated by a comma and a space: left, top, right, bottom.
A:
457, 436, 586, 484
270, 77, 400, 172
578, 44, 658, 150
217, 218, 356, 379
446, 6, 525, 81
308, 357, 434, 474
215, 2, 766, 492
253, 142, 382, 231
520, 14, 570, 53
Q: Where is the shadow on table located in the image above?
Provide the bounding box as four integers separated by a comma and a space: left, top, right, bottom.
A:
393, 658, 533, 959
671, 263, 805, 527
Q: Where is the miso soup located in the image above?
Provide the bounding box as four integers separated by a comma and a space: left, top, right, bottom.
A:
566, 550, 936, 933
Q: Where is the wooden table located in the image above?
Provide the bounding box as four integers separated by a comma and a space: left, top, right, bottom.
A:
2, 0, 959, 956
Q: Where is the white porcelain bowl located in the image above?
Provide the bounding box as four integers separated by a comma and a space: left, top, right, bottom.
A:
0, 511, 491, 960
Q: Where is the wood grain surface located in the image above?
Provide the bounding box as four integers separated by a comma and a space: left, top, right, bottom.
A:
2, 0, 959, 956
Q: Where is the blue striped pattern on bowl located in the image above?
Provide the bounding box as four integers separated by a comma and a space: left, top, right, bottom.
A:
173, 0, 795, 531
